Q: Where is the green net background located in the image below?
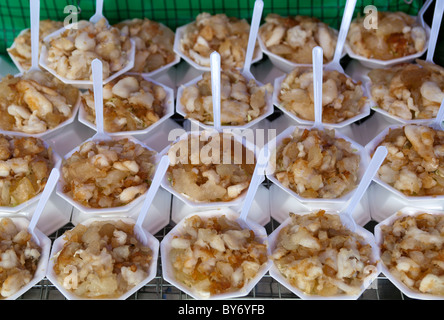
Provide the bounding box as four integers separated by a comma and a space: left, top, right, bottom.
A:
0, 0, 428, 52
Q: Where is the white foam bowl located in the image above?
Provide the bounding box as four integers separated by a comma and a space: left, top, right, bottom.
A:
257, 27, 344, 73
56, 135, 160, 215
272, 73, 371, 129
365, 124, 444, 204
2, 217, 51, 300
175, 73, 273, 131
46, 216, 159, 300
78, 76, 175, 137
0, 137, 61, 214
159, 130, 258, 209
374, 206, 444, 300
173, 23, 263, 72
268, 210, 380, 300
344, 15, 431, 69
160, 208, 272, 300
265, 125, 369, 211
39, 22, 135, 88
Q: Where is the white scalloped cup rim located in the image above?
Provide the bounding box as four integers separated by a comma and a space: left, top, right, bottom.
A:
173, 23, 263, 72
39, 22, 135, 88
56, 135, 160, 215
268, 210, 380, 300
159, 130, 258, 209
365, 124, 444, 203
78, 76, 175, 137
175, 73, 274, 131
265, 125, 369, 211
0, 138, 61, 214
160, 208, 272, 300
374, 206, 444, 300
46, 216, 159, 300
2, 217, 51, 300
272, 73, 371, 129
7, 28, 30, 74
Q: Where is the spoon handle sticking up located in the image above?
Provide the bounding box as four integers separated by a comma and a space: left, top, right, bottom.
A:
134, 156, 170, 245
90, 0, 104, 23
342, 146, 387, 229
426, 0, 444, 63
239, 146, 268, 222
312, 46, 324, 130
432, 95, 444, 130
30, 0, 40, 71
331, 0, 356, 71
211, 51, 221, 132
243, 0, 264, 77
28, 168, 60, 247
91, 58, 106, 137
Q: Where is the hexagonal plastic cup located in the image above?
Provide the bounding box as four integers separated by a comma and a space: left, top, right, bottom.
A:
2, 217, 51, 300
160, 208, 272, 300
374, 206, 444, 300
265, 125, 369, 211
46, 216, 159, 300
268, 210, 380, 300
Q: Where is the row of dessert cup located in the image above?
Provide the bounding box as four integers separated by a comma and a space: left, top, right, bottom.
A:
258, 0, 434, 71
5, 0, 438, 135
7, 173, 443, 300
72, 19, 444, 297
4, 35, 444, 298
3, 115, 444, 300
0, 78, 440, 299
9, 0, 435, 84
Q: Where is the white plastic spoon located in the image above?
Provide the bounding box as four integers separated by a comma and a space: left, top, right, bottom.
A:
326, 0, 357, 73
134, 155, 170, 245
426, 0, 444, 63
312, 46, 324, 130
239, 146, 268, 223
431, 97, 444, 130
341, 145, 388, 230
89, 0, 109, 25
29, 0, 40, 72
242, 0, 264, 79
27, 168, 60, 247
210, 51, 221, 132
91, 58, 111, 140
